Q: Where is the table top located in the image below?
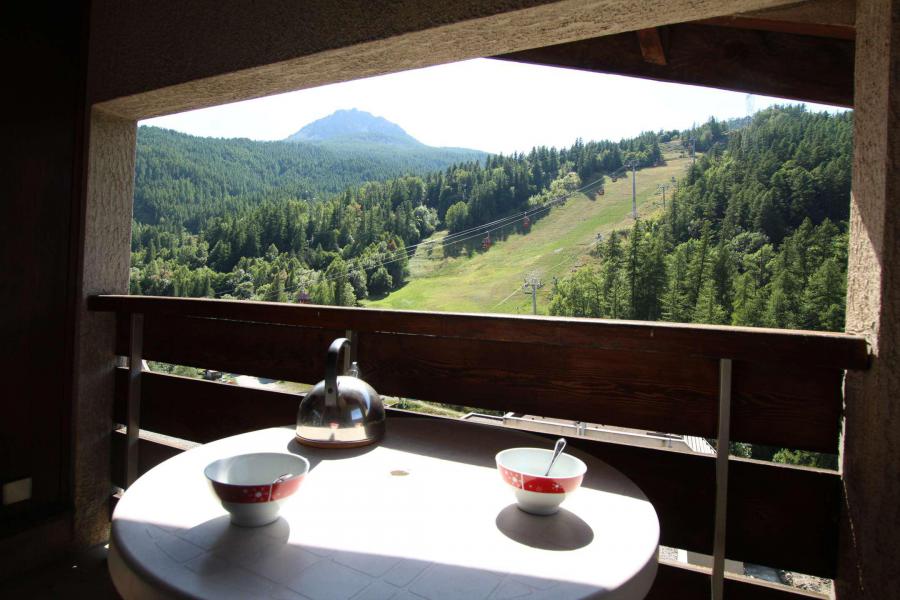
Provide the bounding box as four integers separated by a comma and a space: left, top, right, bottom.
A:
109, 417, 659, 600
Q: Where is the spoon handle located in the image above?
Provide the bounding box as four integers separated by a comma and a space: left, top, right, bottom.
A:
545, 437, 567, 476
268, 472, 293, 502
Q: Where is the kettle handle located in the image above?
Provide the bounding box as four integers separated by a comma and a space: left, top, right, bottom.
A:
325, 337, 350, 409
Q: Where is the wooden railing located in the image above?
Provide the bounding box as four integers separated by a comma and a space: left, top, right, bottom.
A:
90, 295, 869, 600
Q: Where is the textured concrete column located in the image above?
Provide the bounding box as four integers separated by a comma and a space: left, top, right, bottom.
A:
840, 0, 900, 597
71, 109, 136, 547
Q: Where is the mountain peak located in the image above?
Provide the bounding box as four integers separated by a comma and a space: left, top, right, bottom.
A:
285, 109, 421, 146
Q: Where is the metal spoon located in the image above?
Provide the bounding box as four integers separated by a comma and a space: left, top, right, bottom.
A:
544, 438, 567, 476
267, 472, 293, 501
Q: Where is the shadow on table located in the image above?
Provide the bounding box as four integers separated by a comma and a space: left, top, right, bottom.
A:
115, 514, 609, 599
495, 504, 594, 551
170, 515, 292, 563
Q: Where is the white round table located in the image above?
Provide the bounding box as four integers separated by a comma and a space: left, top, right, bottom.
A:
109, 418, 659, 600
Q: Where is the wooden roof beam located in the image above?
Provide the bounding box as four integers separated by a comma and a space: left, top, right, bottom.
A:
705, 0, 856, 41
698, 15, 855, 40
744, 0, 855, 30
495, 22, 853, 107
636, 28, 667, 65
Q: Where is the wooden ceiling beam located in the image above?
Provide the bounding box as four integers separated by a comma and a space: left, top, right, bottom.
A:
744, 0, 855, 30
495, 22, 853, 107
698, 15, 855, 40
636, 28, 668, 65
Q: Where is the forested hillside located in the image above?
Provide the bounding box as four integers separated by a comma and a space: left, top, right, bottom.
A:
134, 110, 487, 230
549, 106, 851, 334
130, 126, 666, 304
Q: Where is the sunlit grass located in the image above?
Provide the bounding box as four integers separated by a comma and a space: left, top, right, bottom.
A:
366, 154, 690, 314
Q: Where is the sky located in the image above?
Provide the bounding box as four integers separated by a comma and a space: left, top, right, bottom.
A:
143, 58, 846, 156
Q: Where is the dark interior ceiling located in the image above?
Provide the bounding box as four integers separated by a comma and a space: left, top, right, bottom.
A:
495, 18, 854, 107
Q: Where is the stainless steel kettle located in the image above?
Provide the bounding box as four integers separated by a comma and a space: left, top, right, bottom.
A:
295, 337, 385, 448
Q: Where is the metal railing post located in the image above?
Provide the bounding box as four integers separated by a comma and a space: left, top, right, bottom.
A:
344, 329, 358, 372
126, 313, 144, 488
712, 358, 732, 600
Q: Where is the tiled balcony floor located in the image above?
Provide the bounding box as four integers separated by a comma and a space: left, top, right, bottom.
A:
0, 543, 118, 599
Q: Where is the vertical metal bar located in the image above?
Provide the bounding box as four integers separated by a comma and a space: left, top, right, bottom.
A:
126, 313, 144, 488
711, 358, 732, 600
344, 329, 358, 372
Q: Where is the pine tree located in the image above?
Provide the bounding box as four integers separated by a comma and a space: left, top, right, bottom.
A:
710, 241, 735, 316
693, 277, 728, 324
599, 232, 627, 318
765, 240, 802, 328
801, 258, 845, 331
625, 222, 643, 319
663, 244, 692, 322
641, 234, 668, 321
270, 271, 287, 302
202, 274, 214, 298
687, 222, 713, 307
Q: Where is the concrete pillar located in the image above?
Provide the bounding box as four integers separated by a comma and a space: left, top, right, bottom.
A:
71, 109, 136, 546
840, 0, 900, 596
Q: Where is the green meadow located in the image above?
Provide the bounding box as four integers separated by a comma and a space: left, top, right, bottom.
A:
366, 154, 691, 315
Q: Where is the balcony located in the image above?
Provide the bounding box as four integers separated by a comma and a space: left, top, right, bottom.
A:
89, 294, 869, 599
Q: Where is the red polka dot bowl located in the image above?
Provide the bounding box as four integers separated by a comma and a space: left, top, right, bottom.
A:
204, 453, 309, 527
496, 447, 587, 515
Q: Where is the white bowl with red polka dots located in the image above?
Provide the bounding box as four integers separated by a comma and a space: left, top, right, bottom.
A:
204, 453, 309, 527
496, 447, 587, 515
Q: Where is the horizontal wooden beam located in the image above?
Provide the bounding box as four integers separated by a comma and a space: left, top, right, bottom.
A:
116, 313, 344, 386
741, 0, 855, 35
114, 368, 301, 443
360, 331, 842, 453
91, 295, 869, 370
110, 429, 188, 490
111, 312, 842, 452
118, 380, 840, 577
495, 22, 854, 107
698, 15, 855, 40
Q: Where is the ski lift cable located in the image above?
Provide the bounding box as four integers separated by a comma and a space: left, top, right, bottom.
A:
307, 174, 609, 286
210, 202, 559, 299
222, 170, 615, 299
212, 173, 609, 298
217, 157, 665, 300
291, 206, 555, 289
378, 171, 609, 255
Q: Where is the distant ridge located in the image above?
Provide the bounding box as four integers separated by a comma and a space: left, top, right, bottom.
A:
286, 109, 422, 146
